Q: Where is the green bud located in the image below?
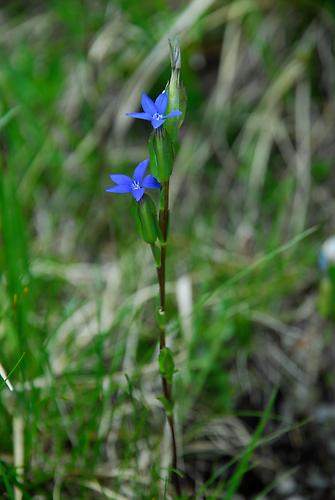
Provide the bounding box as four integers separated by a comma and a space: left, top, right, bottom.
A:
159, 347, 175, 384
132, 194, 161, 244
165, 37, 187, 143
148, 129, 174, 183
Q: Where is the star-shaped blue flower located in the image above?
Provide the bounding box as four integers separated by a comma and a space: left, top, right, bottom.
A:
106, 159, 160, 202
127, 90, 182, 129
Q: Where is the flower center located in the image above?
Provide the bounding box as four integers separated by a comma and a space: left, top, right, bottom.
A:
153, 112, 163, 121
131, 180, 141, 190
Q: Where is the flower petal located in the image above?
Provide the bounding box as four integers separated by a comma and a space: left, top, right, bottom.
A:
110, 174, 132, 185
126, 112, 152, 121
141, 93, 156, 115
151, 118, 165, 129
164, 110, 182, 118
142, 174, 161, 189
106, 185, 131, 193
155, 90, 168, 115
131, 187, 145, 202
133, 159, 149, 183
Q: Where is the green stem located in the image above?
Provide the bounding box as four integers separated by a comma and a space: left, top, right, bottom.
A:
156, 180, 182, 497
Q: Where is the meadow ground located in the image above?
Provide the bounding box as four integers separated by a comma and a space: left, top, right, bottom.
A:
1, 1, 335, 498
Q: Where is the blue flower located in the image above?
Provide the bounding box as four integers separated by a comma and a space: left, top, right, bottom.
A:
127, 90, 182, 129
106, 159, 160, 202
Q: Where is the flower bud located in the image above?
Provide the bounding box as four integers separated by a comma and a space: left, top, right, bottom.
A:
165, 37, 187, 143
132, 194, 161, 244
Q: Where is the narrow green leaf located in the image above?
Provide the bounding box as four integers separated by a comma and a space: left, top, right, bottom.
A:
224, 388, 278, 499
159, 347, 175, 383
157, 395, 174, 416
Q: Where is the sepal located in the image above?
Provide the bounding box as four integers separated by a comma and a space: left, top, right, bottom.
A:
148, 129, 174, 182
132, 194, 161, 244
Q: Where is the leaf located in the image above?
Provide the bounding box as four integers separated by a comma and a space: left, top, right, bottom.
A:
157, 395, 174, 416
159, 347, 175, 384
223, 388, 278, 499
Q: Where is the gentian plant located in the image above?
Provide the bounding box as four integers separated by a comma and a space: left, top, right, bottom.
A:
106, 39, 185, 496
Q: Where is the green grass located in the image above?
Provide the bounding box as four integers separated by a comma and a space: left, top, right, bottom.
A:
0, 0, 334, 497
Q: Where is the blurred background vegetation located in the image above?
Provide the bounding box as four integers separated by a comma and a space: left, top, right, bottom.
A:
1, 0, 335, 498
